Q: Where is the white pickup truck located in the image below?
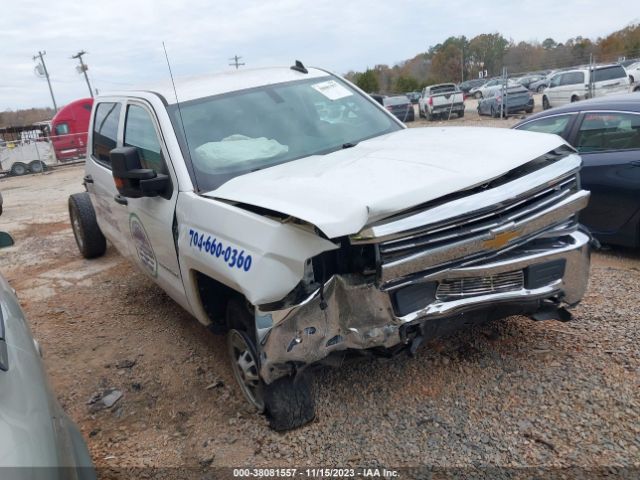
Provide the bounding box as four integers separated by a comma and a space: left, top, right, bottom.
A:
418, 83, 465, 120
69, 62, 591, 430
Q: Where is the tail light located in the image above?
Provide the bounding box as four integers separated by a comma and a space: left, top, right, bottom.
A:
496, 96, 502, 102
428, 97, 433, 106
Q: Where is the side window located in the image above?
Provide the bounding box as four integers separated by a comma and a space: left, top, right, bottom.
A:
593, 66, 626, 82
549, 74, 562, 88
517, 115, 573, 136
576, 112, 640, 152
124, 104, 167, 175
92, 102, 121, 164
564, 72, 584, 85
55, 123, 69, 136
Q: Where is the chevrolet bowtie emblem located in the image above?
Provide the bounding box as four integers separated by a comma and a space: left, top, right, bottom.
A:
483, 228, 521, 249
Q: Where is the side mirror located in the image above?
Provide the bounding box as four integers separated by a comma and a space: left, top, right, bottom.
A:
0, 232, 14, 249
110, 147, 170, 199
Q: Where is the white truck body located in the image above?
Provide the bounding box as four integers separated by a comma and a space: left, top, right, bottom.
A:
72, 65, 591, 428
418, 83, 465, 120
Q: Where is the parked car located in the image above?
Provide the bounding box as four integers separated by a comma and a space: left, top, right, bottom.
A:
405, 91, 421, 104
50, 98, 93, 161
383, 95, 415, 122
517, 74, 545, 89
0, 214, 95, 476
458, 78, 485, 95
369, 93, 385, 105
542, 64, 630, 110
418, 83, 465, 120
69, 63, 591, 430
514, 93, 640, 247
470, 78, 519, 99
529, 72, 557, 93
624, 61, 640, 85
477, 86, 533, 117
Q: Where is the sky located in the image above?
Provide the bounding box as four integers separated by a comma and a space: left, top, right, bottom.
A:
1, 0, 638, 111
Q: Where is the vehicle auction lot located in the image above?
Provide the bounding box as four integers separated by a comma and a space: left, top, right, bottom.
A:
0, 108, 639, 473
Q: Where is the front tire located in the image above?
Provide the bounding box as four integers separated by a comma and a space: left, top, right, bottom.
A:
68, 192, 106, 259
226, 298, 316, 431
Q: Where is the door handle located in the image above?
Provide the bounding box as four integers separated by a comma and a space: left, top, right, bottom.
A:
630, 160, 640, 167
83, 174, 93, 184
114, 194, 128, 206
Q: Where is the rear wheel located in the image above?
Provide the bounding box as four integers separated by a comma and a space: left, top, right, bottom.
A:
10, 162, 27, 176
571, 95, 579, 103
474, 91, 482, 99
458, 109, 465, 118
226, 298, 315, 431
68, 192, 107, 259
29, 160, 45, 173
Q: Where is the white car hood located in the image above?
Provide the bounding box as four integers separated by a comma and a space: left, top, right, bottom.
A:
205, 127, 567, 238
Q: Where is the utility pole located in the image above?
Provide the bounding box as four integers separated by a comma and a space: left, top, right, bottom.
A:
461, 46, 464, 83
228, 55, 245, 69
72, 50, 94, 97
33, 51, 58, 112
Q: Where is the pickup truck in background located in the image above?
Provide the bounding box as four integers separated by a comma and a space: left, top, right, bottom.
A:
418, 83, 465, 120
69, 63, 591, 431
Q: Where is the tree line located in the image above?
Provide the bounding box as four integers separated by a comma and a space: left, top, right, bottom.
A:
0, 108, 55, 129
347, 23, 640, 94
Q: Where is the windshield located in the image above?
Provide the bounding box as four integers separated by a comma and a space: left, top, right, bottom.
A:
168, 76, 401, 191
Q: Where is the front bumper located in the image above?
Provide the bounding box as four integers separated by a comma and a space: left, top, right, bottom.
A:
256, 230, 590, 383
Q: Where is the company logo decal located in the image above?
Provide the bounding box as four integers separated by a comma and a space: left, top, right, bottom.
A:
129, 213, 157, 277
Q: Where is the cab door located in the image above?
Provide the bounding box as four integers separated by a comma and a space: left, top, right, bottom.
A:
119, 101, 187, 307
84, 100, 131, 255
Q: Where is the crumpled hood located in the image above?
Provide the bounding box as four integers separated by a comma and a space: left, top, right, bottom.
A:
206, 127, 568, 238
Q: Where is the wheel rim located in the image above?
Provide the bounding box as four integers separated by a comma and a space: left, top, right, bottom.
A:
30, 161, 43, 173
12, 164, 26, 175
228, 329, 264, 411
70, 205, 85, 251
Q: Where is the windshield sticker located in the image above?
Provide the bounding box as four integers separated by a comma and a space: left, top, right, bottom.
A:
311, 80, 353, 101
129, 213, 157, 278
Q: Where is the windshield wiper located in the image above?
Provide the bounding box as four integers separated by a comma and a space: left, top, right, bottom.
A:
342, 142, 358, 149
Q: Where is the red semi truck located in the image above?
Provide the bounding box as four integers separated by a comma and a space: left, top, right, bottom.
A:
50, 98, 93, 161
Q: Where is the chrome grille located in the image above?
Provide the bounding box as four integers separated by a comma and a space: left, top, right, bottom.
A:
378, 174, 578, 265
436, 270, 524, 301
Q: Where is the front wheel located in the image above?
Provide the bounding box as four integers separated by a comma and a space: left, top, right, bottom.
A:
68, 192, 107, 259
226, 298, 316, 431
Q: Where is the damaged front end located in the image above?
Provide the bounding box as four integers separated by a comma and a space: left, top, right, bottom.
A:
255, 152, 592, 384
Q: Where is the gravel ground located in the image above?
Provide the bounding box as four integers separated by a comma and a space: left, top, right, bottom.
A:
0, 109, 639, 476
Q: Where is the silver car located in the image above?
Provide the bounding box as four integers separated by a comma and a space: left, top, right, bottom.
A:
0, 228, 95, 479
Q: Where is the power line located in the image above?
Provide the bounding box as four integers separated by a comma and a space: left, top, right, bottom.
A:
71, 50, 94, 98
32, 51, 58, 113
228, 55, 245, 69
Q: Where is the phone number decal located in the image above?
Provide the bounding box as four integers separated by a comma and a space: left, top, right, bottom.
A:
189, 229, 252, 272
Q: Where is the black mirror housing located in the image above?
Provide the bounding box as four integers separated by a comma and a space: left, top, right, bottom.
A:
110, 147, 171, 199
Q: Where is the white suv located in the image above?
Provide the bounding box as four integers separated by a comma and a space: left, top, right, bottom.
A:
543, 64, 630, 109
